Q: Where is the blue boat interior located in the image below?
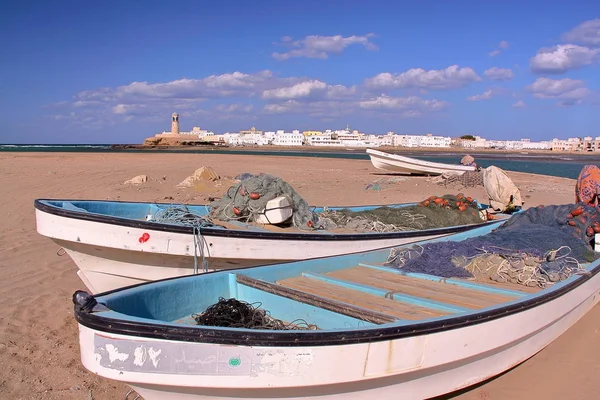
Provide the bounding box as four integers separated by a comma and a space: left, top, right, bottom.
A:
91, 224, 594, 332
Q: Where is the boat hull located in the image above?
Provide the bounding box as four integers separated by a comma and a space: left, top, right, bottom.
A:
37, 207, 461, 293
367, 148, 476, 175
77, 267, 600, 399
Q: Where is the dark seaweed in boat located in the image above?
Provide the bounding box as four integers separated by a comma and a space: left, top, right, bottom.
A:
193, 297, 319, 330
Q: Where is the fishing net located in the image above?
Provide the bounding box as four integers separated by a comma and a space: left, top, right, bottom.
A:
152, 205, 217, 228
317, 194, 486, 232
432, 170, 484, 188
192, 297, 319, 330
208, 173, 319, 230
385, 203, 600, 288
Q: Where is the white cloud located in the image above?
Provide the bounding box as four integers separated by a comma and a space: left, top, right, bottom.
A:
484, 67, 514, 81
529, 44, 600, 74
260, 94, 448, 120
214, 104, 253, 113
489, 40, 509, 56
261, 80, 357, 101
53, 68, 456, 127
562, 19, 600, 46
76, 71, 284, 105
263, 101, 301, 114
359, 94, 448, 111
112, 104, 147, 115
326, 85, 358, 99
467, 90, 493, 101
527, 77, 591, 106
512, 100, 526, 108
365, 65, 481, 90
262, 80, 328, 100
272, 34, 378, 60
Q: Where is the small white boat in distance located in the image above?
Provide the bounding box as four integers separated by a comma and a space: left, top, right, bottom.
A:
366, 148, 476, 175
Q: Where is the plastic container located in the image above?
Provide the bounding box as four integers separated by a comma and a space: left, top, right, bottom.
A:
255, 196, 293, 224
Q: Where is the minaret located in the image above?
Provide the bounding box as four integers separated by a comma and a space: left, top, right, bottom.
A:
171, 113, 180, 135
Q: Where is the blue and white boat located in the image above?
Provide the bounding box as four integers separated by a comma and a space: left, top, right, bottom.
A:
72, 213, 600, 400
34, 198, 506, 294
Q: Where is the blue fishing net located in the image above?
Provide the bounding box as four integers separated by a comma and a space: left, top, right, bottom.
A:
386, 203, 600, 280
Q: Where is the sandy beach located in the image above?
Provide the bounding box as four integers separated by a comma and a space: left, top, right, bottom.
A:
1, 151, 599, 400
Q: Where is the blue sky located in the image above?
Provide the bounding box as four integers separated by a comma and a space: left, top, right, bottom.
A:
1, 0, 599, 144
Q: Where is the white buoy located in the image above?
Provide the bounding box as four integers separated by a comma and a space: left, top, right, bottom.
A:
255, 196, 293, 224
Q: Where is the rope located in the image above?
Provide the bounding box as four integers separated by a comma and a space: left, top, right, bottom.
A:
151, 205, 213, 273
463, 246, 590, 288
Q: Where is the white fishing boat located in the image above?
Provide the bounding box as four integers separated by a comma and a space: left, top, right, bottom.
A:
34, 197, 507, 294
366, 148, 476, 175
72, 203, 600, 399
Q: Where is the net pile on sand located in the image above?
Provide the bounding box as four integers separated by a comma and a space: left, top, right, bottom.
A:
385, 203, 599, 288
318, 194, 485, 233
431, 170, 485, 188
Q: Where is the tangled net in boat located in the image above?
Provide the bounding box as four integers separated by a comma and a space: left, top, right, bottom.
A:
208, 173, 320, 230
317, 194, 486, 233
193, 297, 319, 330
385, 203, 599, 288
152, 205, 216, 228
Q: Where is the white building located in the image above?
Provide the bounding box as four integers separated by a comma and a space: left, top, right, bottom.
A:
272, 130, 304, 146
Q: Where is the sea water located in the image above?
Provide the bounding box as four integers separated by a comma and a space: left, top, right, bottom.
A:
2, 144, 599, 180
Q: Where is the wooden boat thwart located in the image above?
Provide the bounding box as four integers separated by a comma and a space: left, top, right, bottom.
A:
366, 148, 476, 175
34, 198, 507, 294
73, 222, 600, 400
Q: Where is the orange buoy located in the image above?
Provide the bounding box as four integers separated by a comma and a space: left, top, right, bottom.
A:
249, 192, 260, 200
459, 204, 467, 211
434, 197, 443, 205
571, 206, 584, 217
568, 220, 577, 226
233, 207, 242, 216
423, 200, 430, 206
587, 226, 595, 237
307, 220, 314, 228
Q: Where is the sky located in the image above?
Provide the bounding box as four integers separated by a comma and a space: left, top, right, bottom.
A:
1, 0, 599, 144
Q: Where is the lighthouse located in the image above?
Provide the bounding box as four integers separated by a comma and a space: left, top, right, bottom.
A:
171, 113, 180, 135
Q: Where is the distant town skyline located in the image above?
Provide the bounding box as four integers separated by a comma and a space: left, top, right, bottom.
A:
1, 0, 599, 144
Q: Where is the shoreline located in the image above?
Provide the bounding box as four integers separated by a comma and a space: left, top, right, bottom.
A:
110, 143, 600, 162
4, 143, 600, 163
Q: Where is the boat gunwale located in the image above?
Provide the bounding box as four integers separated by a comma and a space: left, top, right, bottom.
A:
34, 198, 496, 241
73, 257, 600, 347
